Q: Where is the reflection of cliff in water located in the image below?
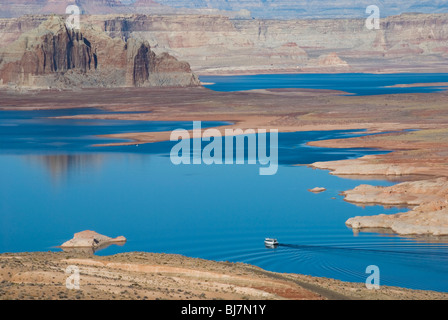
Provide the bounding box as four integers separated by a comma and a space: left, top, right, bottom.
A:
26, 153, 150, 183
26, 154, 105, 182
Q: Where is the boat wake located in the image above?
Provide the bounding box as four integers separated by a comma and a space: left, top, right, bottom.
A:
278, 243, 448, 259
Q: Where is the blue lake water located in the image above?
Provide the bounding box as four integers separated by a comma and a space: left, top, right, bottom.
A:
201, 73, 448, 95
1, 108, 448, 293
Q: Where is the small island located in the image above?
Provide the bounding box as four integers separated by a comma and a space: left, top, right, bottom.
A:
60, 230, 126, 250
308, 187, 327, 193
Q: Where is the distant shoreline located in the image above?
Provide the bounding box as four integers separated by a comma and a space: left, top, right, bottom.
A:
196, 69, 448, 77
384, 82, 448, 88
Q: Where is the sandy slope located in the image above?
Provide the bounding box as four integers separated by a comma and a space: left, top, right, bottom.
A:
1, 252, 447, 300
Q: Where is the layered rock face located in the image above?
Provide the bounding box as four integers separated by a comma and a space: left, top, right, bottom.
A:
92, 13, 448, 74
2, 13, 448, 75
0, 15, 200, 88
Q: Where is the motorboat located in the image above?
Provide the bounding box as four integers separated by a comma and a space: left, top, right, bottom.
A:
264, 238, 279, 247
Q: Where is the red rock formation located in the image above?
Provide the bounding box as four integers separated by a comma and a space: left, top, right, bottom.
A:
3, 13, 448, 74
0, 15, 200, 88
317, 53, 349, 67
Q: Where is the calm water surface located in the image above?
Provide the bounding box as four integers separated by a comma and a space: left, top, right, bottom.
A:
1, 106, 448, 292
201, 73, 448, 95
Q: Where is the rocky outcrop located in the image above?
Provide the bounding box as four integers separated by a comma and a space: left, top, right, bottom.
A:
342, 178, 448, 206
310, 156, 425, 177
0, 15, 200, 88
60, 230, 126, 248
302, 53, 351, 72
317, 53, 349, 68
308, 187, 326, 193
343, 178, 448, 236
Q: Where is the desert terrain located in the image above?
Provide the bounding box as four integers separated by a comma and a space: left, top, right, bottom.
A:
1, 251, 447, 300
2, 6, 448, 299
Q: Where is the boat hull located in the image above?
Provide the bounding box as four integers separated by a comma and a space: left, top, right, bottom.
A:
264, 238, 279, 247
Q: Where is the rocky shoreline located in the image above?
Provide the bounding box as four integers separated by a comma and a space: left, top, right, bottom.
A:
341, 178, 448, 236
306, 126, 448, 237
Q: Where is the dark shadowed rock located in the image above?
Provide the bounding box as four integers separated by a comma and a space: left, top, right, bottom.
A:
0, 15, 200, 89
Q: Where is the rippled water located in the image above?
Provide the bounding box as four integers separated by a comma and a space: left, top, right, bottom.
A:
1, 108, 448, 292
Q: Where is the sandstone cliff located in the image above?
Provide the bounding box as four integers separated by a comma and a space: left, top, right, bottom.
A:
2, 12, 448, 76
0, 15, 200, 88
89, 13, 448, 74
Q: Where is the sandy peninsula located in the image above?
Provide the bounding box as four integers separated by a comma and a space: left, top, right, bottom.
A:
385, 82, 448, 88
